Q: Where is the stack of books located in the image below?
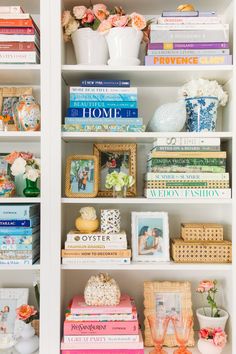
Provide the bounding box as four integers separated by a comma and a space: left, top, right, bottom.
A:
0, 6, 40, 64
62, 79, 145, 133
0, 204, 40, 265
146, 10, 232, 66
62, 230, 131, 265
61, 294, 144, 354
144, 137, 231, 199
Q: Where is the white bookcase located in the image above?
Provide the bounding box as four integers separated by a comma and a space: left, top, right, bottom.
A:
0, 0, 235, 353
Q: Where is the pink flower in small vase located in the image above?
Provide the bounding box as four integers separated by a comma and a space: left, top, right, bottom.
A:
213, 331, 227, 348
130, 12, 146, 30
111, 14, 129, 27
73, 6, 87, 20
196, 286, 205, 293
61, 10, 72, 27
19, 152, 33, 161
199, 280, 215, 292
98, 19, 112, 32
81, 9, 95, 24
93, 4, 109, 21
199, 328, 209, 339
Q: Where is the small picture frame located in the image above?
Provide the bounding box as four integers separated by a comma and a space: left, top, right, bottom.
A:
93, 143, 137, 197
65, 155, 99, 198
0, 288, 29, 338
144, 281, 194, 347
132, 212, 170, 262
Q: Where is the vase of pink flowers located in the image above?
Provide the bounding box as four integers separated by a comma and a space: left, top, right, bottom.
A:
198, 328, 227, 354
196, 280, 229, 330
62, 4, 109, 65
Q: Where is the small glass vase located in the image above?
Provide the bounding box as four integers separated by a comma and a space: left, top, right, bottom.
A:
23, 178, 40, 198
148, 315, 170, 354
112, 185, 127, 198
172, 316, 193, 354
14, 323, 39, 354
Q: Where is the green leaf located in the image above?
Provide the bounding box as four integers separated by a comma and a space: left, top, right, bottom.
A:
92, 18, 101, 31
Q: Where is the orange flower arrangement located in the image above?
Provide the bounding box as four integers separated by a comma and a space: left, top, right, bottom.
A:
16, 305, 38, 324
0, 114, 11, 124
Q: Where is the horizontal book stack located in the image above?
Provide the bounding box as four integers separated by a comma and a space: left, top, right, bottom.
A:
62, 230, 131, 265
146, 10, 232, 66
0, 6, 40, 64
144, 137, 231, 199
62, 80, 145, 133
61, 294, 144, 354
0, 204, 40, 265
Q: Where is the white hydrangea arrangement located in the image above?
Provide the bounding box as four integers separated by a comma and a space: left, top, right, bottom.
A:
105, 171, 134, 192
179, 79, 228, 106
4, 151, 40, 182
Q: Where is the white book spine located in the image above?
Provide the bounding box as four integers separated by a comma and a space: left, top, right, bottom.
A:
64, 335, 139, 343
70, 87, 137, 94
151, 24, 229, 31
0, 35, 38, 42
153, 137, 220, 147
157, 16, 222, 24
0, 259, 35, 265
66, 232, 127, 243
0, 51, 39, 63
144, 188, 231, 199
150, 29, 229, 43
145, 173, 229, 181
62, 257, 130, 265
0, 6, 22, 14
148, 49, 230, 55
0, 13, 30, 19
65, 242, 127, 250
66, 313, 136, 321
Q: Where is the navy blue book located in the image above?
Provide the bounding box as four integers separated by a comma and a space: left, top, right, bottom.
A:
0, 215, 40, 228
80, 80, 130, 87
67, 108, 138, 118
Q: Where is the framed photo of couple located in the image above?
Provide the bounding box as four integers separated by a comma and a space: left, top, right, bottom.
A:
132, 212, 170, 262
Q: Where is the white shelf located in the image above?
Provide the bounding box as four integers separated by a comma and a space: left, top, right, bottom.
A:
62, 65, 233, 86
0, 198, 41, 203
0, 131, 41, 142
0, 64, 40, 85
0, 263, 40, 271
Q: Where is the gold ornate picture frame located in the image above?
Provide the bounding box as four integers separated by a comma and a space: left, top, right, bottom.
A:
93, 143, 137, 197
144, 281, 194, 347
65, 155, 99, 198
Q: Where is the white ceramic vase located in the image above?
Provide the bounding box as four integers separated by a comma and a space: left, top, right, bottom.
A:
71, 28, 108, 65
198, 339, 223, 354
15, 323, 39, 354
105, 27, 143, 66
196, 308, 229, 330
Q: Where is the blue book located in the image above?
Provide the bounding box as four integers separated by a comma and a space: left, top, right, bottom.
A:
69, 94, 137, 102
0, 215, 40, 228
66, 108, 138, 119
0, 225, 40, 236
67, 101, 138, 109
0, 233, 39, 244
80, 80, 130, 87
65, 118, 143, 125
0, 204, 40, 219
0, 241, 39, 251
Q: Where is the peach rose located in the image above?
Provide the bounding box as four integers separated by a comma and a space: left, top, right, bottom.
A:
109, 14, 129, 27
130, 12, 146, 31
4, 151, 20, 164
93, 4, 109, 21
98, 19, 112, 32
19, 152, 33, 161
199, 280, 215, 292
213, 331, 227, 348
81, 9, 95, 24
73, 6, 87, 20
196, 286, 205, 293
65, 19, 79, 36
61, 10, 72, 27
16, 305, 37, 321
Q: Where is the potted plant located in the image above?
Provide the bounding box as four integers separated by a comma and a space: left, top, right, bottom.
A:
196, 280, 229, 330
179, 79, 228, 132
198, 328, 227, 354
61, 3, 109, 65
98, 7, 150, 66
105, 171, 135, 197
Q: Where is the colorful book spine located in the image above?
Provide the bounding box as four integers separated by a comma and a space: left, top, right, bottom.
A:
0, 247, 40, 259
0, 242, 39, 251
145, 181, 229, 189
0, 259, 38, 265
0, 6, 23, 13
145, 173, 229, 181
151, 24, 229, 31
66, 108, 138, 118
62, 249, 131, 258
147, 158, 226, 167
147, 49, 230, 56
63, 334, 139, 343
145, 55, 232, 66
67, 231, 127, 243
0, 51, 39, 63
62, 258, 130, 265
144, 188, 231, 199
148, 42, 229, 50
69, 94, 137, 102
0, 204, 39, 219
80, 80, 130, 87
150, 29, 229, 43
70, 87, 137, 94
151, 146, 220, 152
0, 18, 35, 27
148, 166, 226, 173
0, 42, 38, 51
157, 16, 221, 24
65, 118, 141, 125
0, 215, 40, 227
0, 29, 36, 36
64, 320, 139, 335
61, 125, 145, 133
0, 232, 39, 244
67, 102, 138, 109
152, 137, 220, 147
0, 225, 40, 235
65, 242, 127, 250
65, 313, 137, 322
61, 350, 144, 354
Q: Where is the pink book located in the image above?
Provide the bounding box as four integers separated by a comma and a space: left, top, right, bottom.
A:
61, 350, 144, 354
64, 321, 139, 335
71, 294, 132, 315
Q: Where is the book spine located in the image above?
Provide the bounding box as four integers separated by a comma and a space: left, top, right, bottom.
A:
151, 24, 229, 31
148, 42, 229, 50
145, 55, 232, 66
152, 146, 220, 151
0, 216, 40, 227
0, 6, 23, 14
0, 234, 39, 246
0, 259, 36, 265
150, 30, 229, 43
0, 226, 39, 235
0, 14, 30, 19
67, 232, 127, 243
145, 181, 230, 189
0, 242, 39, 251
144, 188, 231, 199
69, 94, 137, 102
148, 166, 226, 173
61, 125, 145, 133
147, 49, 230, 55
62, 258, 130, 265
61, 350, 144, 354
64, 321, 139, 335
157, 16, 221, 24
145, 173, 229, 181
62, 249, 131, 258
65, 313, 137, 321
0, 42, 37, 51
70, 87, 137, 94
0, 205, 39, 219
0, 51, 38, 63
0, 18, 35, 27
63, 335, 139, 343
80, 80, 130, 87
149, 151, 226, 158
162, 11, 216, 17
152, 137, 220, 146
65, 118, 141, 125
147, 158, 226, 167
65, 242, 127, 250
66, 108, 138, 117
67, 101, 138, 110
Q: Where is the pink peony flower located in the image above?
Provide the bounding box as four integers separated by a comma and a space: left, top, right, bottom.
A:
130, 12, 146, 31
73, 6, 87, 20
81, 9, 95, 24
109, 14, 129, 27
199, 280, 215, 292
196, 286, 205, 293
93, 4, 109, 21
4, 151, 20, 164
98, 19, 112, 32
213, 331, 227, 348
19, 152, 33, 161
199, 328, 209, 339
61, 10, 72, 27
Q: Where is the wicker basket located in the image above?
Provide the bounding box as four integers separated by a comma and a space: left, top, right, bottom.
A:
171, 239, 232, 263
32, 319, 40, 336
181, 223, 224, 241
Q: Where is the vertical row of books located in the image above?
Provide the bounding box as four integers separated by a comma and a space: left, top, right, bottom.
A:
62, 79, 145, 133
0, 6, 40, 64
146, 10, 232, 66
0, 204, 40, 265
144, 137, 231, 199
61, 294, 144, 354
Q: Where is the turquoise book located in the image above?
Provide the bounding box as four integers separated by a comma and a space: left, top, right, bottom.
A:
0, 204, 39, 219
0, 225, 40, 235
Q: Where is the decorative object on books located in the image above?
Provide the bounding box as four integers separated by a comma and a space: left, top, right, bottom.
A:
179, 79, 228, 132
65, 155, 98, 198
0, 114, 11, 131
75, 207, 99, 233
144, 281, 194, 347
147, 101, 186, 132
105, 171, 135, 198
181, 223, 224, 242
177, 4, 195, 11
84, 273, 121, 306
172, 316, 193, 354
0, 175, 16, 197
14, 95, 40, 131
61, 4, 109, 64
196, 280, 229, 330
14, 304, 39, 354
198, 328, 227, 354
101, 209, 121, 234
147, 315, 170, 354
132, 212, 169, 262
93, 143, 137, 197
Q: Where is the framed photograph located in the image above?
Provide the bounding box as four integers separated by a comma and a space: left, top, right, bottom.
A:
93, 143, 137, 197
65, 155, 99, 198
0, 154, 10, 176
144, 281, 194, 347
0, 288, 29, 338
132, 212, 170, 262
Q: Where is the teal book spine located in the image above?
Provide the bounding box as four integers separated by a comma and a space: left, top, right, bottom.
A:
0, 204, 39, 219
69, 94, 137, 102
0, 225, 39, 235
68, 101, 138, 109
